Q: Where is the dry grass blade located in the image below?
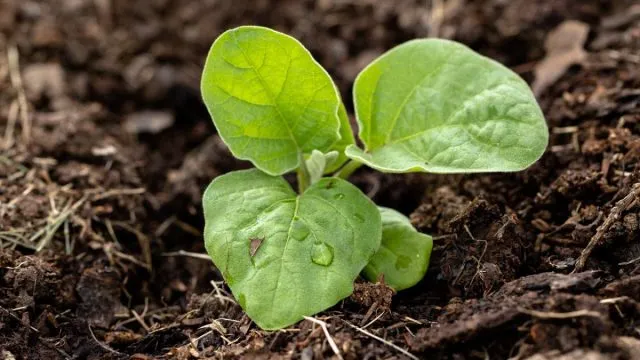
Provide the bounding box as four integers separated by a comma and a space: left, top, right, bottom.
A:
344, 320, 419, 360
304, 316, 344, 360
33, 196, 87, 251
207, 280, 236, 305
92, 187, 146, 201
88, 324, 122, 356
0, 305, 71, 359
162, 250, 212, 260
7, 45, 30, 144
518, 308, 603, 319
574, 183, 640, 271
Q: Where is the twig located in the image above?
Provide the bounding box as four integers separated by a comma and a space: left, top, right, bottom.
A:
518, 308, 602, 319
362, 311, 386, 330
34, 196, 87, 251
7, 45, 30, 144
600, 296, 630, 304
0, 305, 39, 333
88, 324, 122, 355
3, 101, 18, 149
111, 221, 152, 270
113, 305, 181, 329
162, 250, 212, 261
207, 280, 235, 305
464, 225, 488, 289
92, 187, 146, 201
344, 320, 419, 360
0, 305, 71, 359
304, 316, 344, 360
574, 183, 640, 271
619, 255, 640, 266
131, 309, 151, 332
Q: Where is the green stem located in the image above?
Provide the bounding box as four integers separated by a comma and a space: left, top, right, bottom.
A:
334, 160, 363, 180
297, 154, 311, 193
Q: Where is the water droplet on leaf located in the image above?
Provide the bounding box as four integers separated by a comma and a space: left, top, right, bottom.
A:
311, 242, 334, 266
291, 220, 309, 241
354, 213, 365, 223
333, 193, 345, 200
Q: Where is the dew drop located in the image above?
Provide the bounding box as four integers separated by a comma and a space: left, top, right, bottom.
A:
354, 213, 365, 223
333, 193, 345, 200
395, 255, 412, 270
311, 242, 334, 266
290, 220, 309, 241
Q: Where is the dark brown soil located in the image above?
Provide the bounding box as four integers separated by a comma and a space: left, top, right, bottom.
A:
1, 0, 640, 359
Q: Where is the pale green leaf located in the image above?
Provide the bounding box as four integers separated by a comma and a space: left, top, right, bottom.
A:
363, 207, 432, 291
306, 150, 339, 185
347, 39, 548, 173
325, 102, 355, 173
203, 169, 381, 329
201, 26, 342, 175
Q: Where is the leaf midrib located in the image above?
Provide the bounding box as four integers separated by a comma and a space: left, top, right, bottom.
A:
269, 196, 301, 316
381, 48, 454, 145
232, 31, 300, 150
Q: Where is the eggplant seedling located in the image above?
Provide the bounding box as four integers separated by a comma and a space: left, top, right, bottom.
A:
200, 26, 548, 330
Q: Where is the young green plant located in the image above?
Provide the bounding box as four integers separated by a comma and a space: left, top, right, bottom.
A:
200, 26, 548, 330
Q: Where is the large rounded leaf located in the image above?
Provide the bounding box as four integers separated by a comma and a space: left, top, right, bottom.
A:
363, 207, 432, 291
347, 39, 548, 173
203, 169, 381, 329
201, 26, 342, 175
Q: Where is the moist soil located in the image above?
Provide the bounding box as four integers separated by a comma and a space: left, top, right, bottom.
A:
1, 0, 640, 359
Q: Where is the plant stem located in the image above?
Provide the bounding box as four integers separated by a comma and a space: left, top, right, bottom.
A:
297, 153, 311, 193
334, 160, 363, 180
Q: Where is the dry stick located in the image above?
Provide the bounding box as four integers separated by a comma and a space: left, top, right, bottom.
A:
518, 308, 603, 319
619, 255, 640, 266
600, 296, 631, 304
93, 187, 146, 201
3, 101, 18, 148
303, 316, 344, 360
0, 305, 72, 359
0, 305, 40, 333
162, 250, 212, 261
113, 305, 181, 329
344, 320, 419, 360
463, 225, 488, 289
574, 183, 640, 272
206, 280, 236, 305
131, 310, 151, 332
362, 311, 386, 330
7, 45, 30, 143
87, 324, 122, 356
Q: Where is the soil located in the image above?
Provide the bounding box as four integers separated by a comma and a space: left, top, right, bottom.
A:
1, 0, 640, 359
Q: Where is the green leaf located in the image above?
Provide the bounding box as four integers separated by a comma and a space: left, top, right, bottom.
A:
203, 169, 381, 329
305, 150, 339, 185
347, 39, 548, 173
201, 26, 342, 175
363, 207, 432, 291
325, 102, 355, 173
